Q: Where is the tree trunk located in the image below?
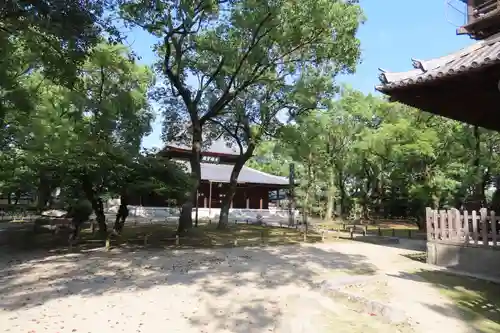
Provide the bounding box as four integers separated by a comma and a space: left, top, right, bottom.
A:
113, 194, 129, 234
69, 216, 83, 243
177, 123, 202, 234
81, 175, 107, 236
324, 170, 335, 221
469, 125, 485, 211
218, 145, 255, 229
13, 190, 20, 205
337, 169, 346, 216
303, 153, 313, 225
36, 171, 51, 211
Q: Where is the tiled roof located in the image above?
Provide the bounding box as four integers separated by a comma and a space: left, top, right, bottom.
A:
167, 137, 242, 155
175, 160, 289, 185
376, 32, 500, 91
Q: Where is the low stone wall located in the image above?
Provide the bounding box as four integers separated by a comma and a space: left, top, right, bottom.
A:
427, 241, 500, 279
105, 206, 301, 223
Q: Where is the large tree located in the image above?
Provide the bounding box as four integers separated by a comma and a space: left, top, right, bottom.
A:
119, 0, 363, 233
0, 0, 114, 147
0, 42, 158, 237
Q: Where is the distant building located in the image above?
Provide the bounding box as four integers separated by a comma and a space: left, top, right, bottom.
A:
130, 137, 290, 212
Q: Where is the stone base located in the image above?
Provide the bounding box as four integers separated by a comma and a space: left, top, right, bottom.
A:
427, 241, 500, 279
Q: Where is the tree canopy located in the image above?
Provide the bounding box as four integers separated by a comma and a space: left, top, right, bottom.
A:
1, 0, 499, 241
247, 87, 500, 229
119, 0, 364, 231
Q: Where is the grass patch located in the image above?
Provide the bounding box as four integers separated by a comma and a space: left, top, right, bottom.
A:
314, 220, 425, 240
415, 270, 500, 333
0, 223, 333, 251
110, 223, 327, 248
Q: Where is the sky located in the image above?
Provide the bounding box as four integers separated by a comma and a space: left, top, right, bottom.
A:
131, 0, 474, 150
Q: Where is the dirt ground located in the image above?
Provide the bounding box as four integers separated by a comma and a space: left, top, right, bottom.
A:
0, 239, 475, 333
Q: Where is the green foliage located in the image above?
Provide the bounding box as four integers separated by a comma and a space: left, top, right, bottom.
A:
68, 199, 94, 223
249, 88, 500, 226
0, 1, 113, 147
0, 40, 189, 221
118, 0, 364, 230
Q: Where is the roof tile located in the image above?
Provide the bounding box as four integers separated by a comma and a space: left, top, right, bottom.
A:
175, 160, 289, 185
377, 32, 500, 91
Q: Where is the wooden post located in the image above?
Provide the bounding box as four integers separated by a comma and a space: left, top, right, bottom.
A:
425, 207, 433, 240
491, 210, 497, 246
246, 197, 250, 209
195, 190, 199, 228
472, 210, 479, 244
448, 209, 455, 240
208, 181, 212, 217
480, 208, 488, 247
463, 210, 470, 244
439, 210, 448, 239
433, 209, 440, 240
259, 198, 263, 209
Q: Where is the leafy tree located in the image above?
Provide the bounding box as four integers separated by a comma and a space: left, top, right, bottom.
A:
0, 0, 114, 147
0, 42, 189, 239
119, 0, 363, 233
249, 89, 500, 231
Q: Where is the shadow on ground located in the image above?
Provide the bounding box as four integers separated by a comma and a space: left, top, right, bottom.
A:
0, 241, 376, 333
349, 236, 427, 252
388, 269, 500, 333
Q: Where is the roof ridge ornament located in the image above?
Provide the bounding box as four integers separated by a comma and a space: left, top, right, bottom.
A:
411, 58, 426, 72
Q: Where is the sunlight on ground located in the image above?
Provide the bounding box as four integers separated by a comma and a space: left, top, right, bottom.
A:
415, 270, 500, 333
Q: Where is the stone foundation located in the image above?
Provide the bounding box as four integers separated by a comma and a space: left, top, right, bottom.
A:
427, 241, 500, 279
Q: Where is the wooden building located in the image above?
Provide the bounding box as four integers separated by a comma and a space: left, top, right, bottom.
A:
376, 0, 500, 131
152, 138, 290, 212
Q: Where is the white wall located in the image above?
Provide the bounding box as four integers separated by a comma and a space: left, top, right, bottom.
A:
106, 205, 301, 223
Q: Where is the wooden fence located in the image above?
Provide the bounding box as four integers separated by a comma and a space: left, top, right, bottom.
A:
426, 207, 500, 248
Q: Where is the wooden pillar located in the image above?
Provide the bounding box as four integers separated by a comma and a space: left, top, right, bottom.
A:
195, 190, 199, 227
259, 198, 263, 209
209, 181, 212, 216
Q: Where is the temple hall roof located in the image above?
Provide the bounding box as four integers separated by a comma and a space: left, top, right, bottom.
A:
175, 160, 289, 185
166, 138, 241, 155
376, 32, 500, 92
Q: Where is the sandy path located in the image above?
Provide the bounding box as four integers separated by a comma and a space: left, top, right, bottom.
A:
0, 241, 473, 333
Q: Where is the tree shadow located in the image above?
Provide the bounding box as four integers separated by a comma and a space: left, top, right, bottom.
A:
0, 243, 376, 333
387, 269, 500, 333
350, 236, 427, 252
